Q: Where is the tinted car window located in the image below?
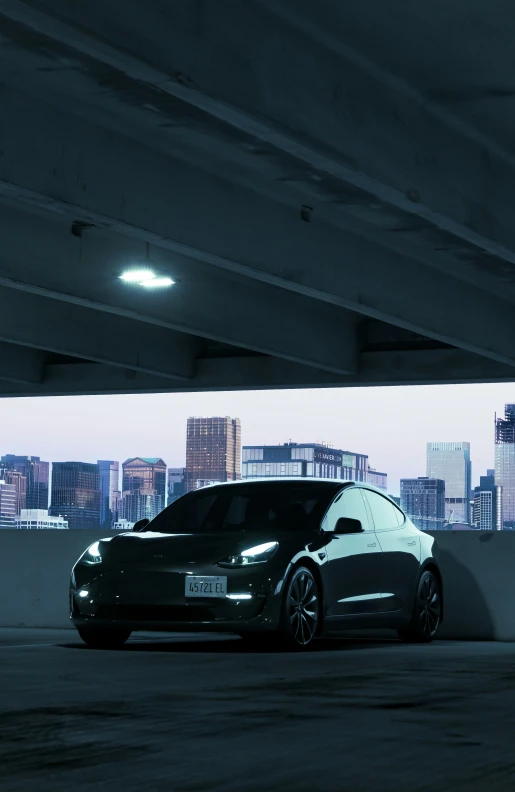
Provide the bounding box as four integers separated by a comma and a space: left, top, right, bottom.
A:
362, 490, 400, 531
321, 487, 371, 532
149, 483, 337, 533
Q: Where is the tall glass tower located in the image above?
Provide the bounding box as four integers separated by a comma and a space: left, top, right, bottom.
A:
97, 460, 120, 529
495, 405, 515, 529
426, 442, 472, 524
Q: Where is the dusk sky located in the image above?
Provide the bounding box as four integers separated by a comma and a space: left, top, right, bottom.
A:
1, 383, 514, 496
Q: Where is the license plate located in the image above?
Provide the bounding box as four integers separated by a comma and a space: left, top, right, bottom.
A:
185, 576, 227, 598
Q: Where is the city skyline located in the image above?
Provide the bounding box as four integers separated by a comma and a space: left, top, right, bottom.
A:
1, 383, 515, 498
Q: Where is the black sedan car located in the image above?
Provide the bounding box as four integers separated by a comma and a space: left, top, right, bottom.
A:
70, 479, 443, 650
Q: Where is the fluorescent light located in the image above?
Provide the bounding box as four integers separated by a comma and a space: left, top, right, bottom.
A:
119, 270, 175, 288
119, 269, 156, 283
140, 276, 175, 288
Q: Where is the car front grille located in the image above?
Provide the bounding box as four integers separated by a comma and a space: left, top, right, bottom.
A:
94, 604, 216, 622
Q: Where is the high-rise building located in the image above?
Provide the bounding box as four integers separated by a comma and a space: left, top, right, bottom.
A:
0, 480, 17, 528
473, 474, 501, 531
0, 455, 49, 510
49, 462, 100, 529
121, 458, 166, 523
495, 405, 515, 529
400, 477, 446, 531
0, 468, 27, 515
15, 509, 68, 529
185, 417, 241, 492
97, 460, 120, 529
426, 442, 472, 524
366, 467, 388, 492
242, 442, 368, 481
167, 467, 186, 505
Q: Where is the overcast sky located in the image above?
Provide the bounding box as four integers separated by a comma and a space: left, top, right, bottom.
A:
1, 383, 513, 495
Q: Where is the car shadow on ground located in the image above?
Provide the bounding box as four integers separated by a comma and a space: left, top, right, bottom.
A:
59, 632, 402, 654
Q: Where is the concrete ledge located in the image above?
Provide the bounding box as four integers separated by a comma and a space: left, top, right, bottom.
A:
0, 529, 514, 638
427, 530, 515, 641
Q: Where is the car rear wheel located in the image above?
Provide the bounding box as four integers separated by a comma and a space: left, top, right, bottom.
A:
398, 570, 442, 643
280, 566, 320, 650
76, 626, 131, 649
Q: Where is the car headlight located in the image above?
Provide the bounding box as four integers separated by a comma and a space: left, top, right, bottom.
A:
80, 541, 103, 566
218, 541, 278, 567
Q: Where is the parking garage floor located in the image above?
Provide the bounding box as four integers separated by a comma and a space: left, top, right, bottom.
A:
1, 628, 515, 791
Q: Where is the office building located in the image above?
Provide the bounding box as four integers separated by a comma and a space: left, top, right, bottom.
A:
426, 442, 472, 524
0, 468, 27, 515
473, 474, 501, 531
15, 510, 68, 529
121, 457, 166, 523
367, 467, 387, 492
97, 460, 120, 528
495, 405, 515, 528
185, 417, 241, 492
242, 442, 368, 481
400, 477, 446, 531
167, 467, 186, 505
0, 455, 49, 510
112, 519, 134, 531
49, 462, 100, 529
0, 480, 17, 528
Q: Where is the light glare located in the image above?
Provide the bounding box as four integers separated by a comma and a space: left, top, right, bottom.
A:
140, 276, 175, 288
119, 269, 156, 283
226, 593, 253, 600
241, 541, 278, 557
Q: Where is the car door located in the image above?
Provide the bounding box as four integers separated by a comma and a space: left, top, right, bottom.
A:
361, 490, 420, 612
322, 486, 384, 619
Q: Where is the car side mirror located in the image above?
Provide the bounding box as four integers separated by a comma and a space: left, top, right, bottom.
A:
334, 517, 364, 535
133, 518, 150, 532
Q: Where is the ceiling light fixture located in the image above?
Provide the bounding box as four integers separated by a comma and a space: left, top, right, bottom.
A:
119, 269, 175, 288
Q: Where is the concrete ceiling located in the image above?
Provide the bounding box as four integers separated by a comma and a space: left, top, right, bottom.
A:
1, 0, 515, 396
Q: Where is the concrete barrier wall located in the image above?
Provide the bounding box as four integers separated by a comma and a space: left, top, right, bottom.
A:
0, 528, 514, 638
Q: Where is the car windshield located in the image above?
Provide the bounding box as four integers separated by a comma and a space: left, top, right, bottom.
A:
148, 482, 339, 534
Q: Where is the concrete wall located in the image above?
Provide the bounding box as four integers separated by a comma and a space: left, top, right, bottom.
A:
0, 529, 106, 629
0, 528, 514, 638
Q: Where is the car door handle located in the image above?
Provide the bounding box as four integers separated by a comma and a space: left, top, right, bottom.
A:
407, 541, 416, 546
367, 542, 377, 548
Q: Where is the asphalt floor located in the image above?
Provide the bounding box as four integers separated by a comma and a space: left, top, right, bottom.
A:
1, 627, 514, 791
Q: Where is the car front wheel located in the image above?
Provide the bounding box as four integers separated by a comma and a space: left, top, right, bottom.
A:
398, 570, 442, 643
76, 626, 131, 649
280, 566, 320, 650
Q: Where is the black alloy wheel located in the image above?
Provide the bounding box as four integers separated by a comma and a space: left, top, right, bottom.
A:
282, 566, 320, 649
76, 626, 132, 649
398, 570, 442, 643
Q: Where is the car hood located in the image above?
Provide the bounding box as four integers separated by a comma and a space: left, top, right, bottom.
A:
103, 530, 312, 566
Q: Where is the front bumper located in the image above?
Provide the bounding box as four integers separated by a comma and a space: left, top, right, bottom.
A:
70, 562, 284, 634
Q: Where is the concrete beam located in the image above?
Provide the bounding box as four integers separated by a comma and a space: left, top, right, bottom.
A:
0, 340, 45, 384
0, 348, 513, 397
3, 0, 515, 268
0, 287, 198, 380
0, 201, 358, 376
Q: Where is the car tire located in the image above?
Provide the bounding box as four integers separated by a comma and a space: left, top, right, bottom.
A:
279, 566, 320, 650
397, 570, 442, 643
76, 626, 131, 649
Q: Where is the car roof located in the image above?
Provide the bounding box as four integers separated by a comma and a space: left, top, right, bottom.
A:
198, 478, 400, 503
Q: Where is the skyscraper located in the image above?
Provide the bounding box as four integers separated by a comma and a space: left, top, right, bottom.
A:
400, 477, 446, 531
167, 467, 186, 505
242, 442, 368, 482
185, 417, 241, 492
473, 474, 501, 531
0, 480, 17, 528
0, 468, 26, 515
0, 455, 49, 510
426, 442, 471, 524
121, 458, 166, 523
495, 405, 515, 529
49, 462, 100, 529
97, 460, 120, 529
